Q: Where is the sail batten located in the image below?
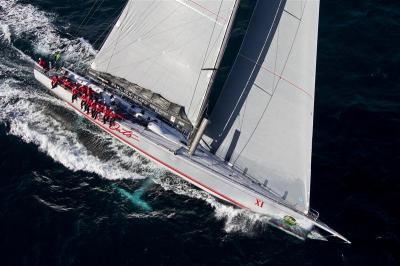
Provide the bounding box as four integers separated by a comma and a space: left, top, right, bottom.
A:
92, 0, 239, 126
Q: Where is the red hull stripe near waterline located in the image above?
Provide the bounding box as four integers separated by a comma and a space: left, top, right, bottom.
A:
64, 99, 248, 210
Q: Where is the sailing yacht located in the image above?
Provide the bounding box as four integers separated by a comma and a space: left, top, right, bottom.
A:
34, 0, 350, 243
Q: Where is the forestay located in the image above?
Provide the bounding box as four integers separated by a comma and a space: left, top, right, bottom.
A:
91, 0, 238, 125
203, 0, 320, 213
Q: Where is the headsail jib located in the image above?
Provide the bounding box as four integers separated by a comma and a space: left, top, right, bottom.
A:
203, 0, 320, 213
92, 0, 239, 128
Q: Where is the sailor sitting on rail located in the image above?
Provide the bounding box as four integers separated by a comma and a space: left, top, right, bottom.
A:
38, 58, 49, 71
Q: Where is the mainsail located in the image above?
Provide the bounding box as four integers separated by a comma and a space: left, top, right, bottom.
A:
203, 0, 320, 213
91, 0, 239, 126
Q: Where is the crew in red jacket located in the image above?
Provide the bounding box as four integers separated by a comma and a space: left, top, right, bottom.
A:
71, 86, 79, 103
63, 78, 73, 90
90, 100, 98, 118
103, 106, 111, 124
109, 110, 117, 126
87, 87, 93, 100
85, 97, 92, 114
95, 103, 104, 120
78, 85, 86, 95
80, 93, 87, 110
51, 75, 59, 89
38, 58, 48, 70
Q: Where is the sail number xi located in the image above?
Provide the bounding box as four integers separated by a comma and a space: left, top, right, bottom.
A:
255, 198, 264, 208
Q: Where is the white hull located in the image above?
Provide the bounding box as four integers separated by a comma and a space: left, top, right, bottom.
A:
34, 66, 349, 243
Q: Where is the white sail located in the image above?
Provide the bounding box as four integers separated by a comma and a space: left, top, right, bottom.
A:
91, 0, 238, 125
204, 0, 320, 213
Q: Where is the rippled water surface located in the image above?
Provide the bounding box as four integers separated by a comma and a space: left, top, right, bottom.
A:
0, 0, 399, 265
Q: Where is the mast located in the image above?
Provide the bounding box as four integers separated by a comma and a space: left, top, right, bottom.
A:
188, 0, 242, 151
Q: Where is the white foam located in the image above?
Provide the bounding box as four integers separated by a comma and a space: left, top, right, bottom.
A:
154, 174, 271, 234
0, 82, 143, 180
0, 0, 96, 66
0, 23, 11, 43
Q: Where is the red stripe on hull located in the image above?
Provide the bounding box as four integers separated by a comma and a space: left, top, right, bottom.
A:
64, 100, 248, 210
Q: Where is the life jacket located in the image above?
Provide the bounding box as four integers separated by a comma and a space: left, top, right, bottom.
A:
72, 87, 79, 95
96, 104, 104, 112
87, 99, 93, 107
109, 112, 117, 119
63, 79, 72, 89
104, 108, 111, 116
38, 59, 47, 69
90, 101, 97, 109
51, 76, 58, 86
87, 87, 92, 98
79, 85, 86, 94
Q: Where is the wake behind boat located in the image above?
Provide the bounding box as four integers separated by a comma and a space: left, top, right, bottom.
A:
34, 0, 349, 243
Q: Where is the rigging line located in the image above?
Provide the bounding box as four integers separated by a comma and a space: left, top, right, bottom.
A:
82, 0, 107, 30
273, 20, 280, 92
284, 9, 301, 21
207, 0, 260, 131
75, 0, 102, 36
76, 0, 107, 37
187, 0, 224, 116
240, 54, 313, 99
92, 4, 127, 49
233, 2, 306, 165
220, 0, 283, 134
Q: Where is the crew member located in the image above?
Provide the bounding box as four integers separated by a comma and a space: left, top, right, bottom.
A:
51, 75, 59, 89
64, 79, 74, 90
85, 97, 92, 114
109, 110, 117, 126
91, 100, 98, 118
95, 103, 104, 120
79, 84, 86, 95
80, 93, 87, 110
53, 51, 62, 69
103, 106, 111, 124
72, 86, 79, 103
38, 58, 48, 70
87, 87, 93, 100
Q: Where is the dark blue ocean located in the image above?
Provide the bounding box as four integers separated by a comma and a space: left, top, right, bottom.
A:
0, 0, 399, 265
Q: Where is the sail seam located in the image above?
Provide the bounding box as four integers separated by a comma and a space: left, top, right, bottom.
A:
240, 54, 313, 99
233, 1, 307, 170
187, 0, 225, 115
219, 0, 284, 134
185, 0, 228, 23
